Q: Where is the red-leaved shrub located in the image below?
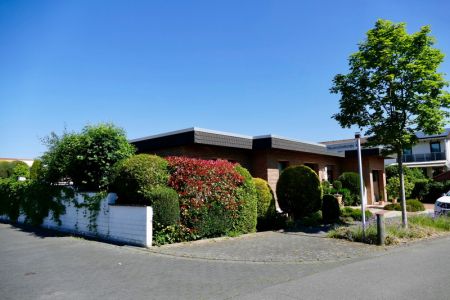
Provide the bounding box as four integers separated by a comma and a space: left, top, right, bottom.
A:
167, 156, 246, 238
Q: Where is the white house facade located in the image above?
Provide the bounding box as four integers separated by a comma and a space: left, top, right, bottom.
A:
385, 129, 450, 178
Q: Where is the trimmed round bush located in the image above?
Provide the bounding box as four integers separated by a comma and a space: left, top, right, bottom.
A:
384, 203, 401, 211
384, 200, 425, 212
406, 199, 425, 212
146, 186, 180, 228
332, 180, 342, 190
322, 194, 341, 224
253, 178, 277, 231
110, 154, 169, 205
253, 178, 275, 220
276, 165, 322, 219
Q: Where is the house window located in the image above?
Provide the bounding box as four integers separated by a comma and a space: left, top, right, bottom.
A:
278, 161, 289, 174
430, 142, 441, 153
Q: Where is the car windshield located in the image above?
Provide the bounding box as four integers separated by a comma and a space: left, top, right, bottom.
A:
446, 191, 450, 197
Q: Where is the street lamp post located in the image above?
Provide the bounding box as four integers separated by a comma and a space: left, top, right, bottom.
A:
356, 132, 366, 239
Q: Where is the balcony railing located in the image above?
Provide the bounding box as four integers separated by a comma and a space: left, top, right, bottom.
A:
402, 152, 446, 163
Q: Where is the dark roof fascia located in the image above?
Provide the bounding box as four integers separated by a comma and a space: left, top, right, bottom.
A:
194, 130, 253, 149
344, 148, 384, 158
132, 128, 346, 157
253, 136, 344, 158
131, 130, 195, 152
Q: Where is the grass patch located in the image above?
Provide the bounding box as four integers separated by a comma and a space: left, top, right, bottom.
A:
328, 215, 450, 245
409, 215, 450, 231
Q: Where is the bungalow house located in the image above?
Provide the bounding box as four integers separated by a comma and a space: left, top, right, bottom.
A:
130, 128, 387, 205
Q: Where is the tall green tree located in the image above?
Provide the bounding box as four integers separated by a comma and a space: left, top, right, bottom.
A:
331, 19, 450, 227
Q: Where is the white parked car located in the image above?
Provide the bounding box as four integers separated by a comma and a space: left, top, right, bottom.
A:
435, 192, 450, 216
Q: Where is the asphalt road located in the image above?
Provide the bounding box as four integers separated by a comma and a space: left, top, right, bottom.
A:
1, 223, 449, 300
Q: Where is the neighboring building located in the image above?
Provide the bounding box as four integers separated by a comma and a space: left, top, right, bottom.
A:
131, 128, 387, 205
384, 128, 450, 178
0, 158, 34, 167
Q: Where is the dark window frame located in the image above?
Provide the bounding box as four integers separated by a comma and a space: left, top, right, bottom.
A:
430, 142, 441, 153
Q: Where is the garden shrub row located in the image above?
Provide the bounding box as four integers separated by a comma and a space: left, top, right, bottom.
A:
383, 199, 425, 212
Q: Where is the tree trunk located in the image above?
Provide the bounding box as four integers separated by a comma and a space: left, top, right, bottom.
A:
397, 149, 408, 228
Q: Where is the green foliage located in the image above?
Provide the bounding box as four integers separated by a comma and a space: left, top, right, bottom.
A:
0, 178, 27, 221
383, 203, 401, 211
410, 215, 450, 231
30, 160, 43, 180
406, 199, 425, 212
332, 180, 342, 190
276, 165, 322, 219
297, 211, 323, 227
340, 207, 372, 222
110, 154, 169, 205
253, 178, 275, 218
338, 172, 360, 196
11, 161, 30, 179
42, 123, 135, 191
331, 19, 450, 226
411, 178, 430, 201
422, 180, 448, 203
332, 19, 450, 154
167, 157, 255, 240
234, 166, 258, 234
146, 186, 180, 228
384, 199, 425, 212
321, 180, 332, 195
322, 194, 341, 224
339, 188, 354, 206
386, 176, 415, 200
386, 165, 426, 181
0, 161, 14, 178
0, 177, 68, 225
328, 222, 432, 245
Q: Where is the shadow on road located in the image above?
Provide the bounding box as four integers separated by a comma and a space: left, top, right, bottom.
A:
0, 221, 128, 246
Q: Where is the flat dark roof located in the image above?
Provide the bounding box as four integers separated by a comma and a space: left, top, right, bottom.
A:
130, 127, 345, 157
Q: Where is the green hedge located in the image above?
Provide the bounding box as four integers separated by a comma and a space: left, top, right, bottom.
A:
146, 186, 180, 228
110, 154, 169, 205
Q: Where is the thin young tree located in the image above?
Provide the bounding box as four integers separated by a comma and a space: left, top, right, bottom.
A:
331, 19, 450, 227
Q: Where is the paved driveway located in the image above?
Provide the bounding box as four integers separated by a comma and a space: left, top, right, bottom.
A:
2, 222, 449, 299
148, 230, 383, 263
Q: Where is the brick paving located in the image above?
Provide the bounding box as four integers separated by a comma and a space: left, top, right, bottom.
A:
148, 230, 385, 263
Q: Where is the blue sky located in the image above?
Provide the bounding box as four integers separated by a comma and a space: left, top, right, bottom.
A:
1, 0, 450, 159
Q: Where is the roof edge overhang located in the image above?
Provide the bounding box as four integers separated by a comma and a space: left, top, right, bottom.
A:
131, 128, 346, 157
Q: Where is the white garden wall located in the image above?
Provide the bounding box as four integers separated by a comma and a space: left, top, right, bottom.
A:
2, 193, 153, 247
